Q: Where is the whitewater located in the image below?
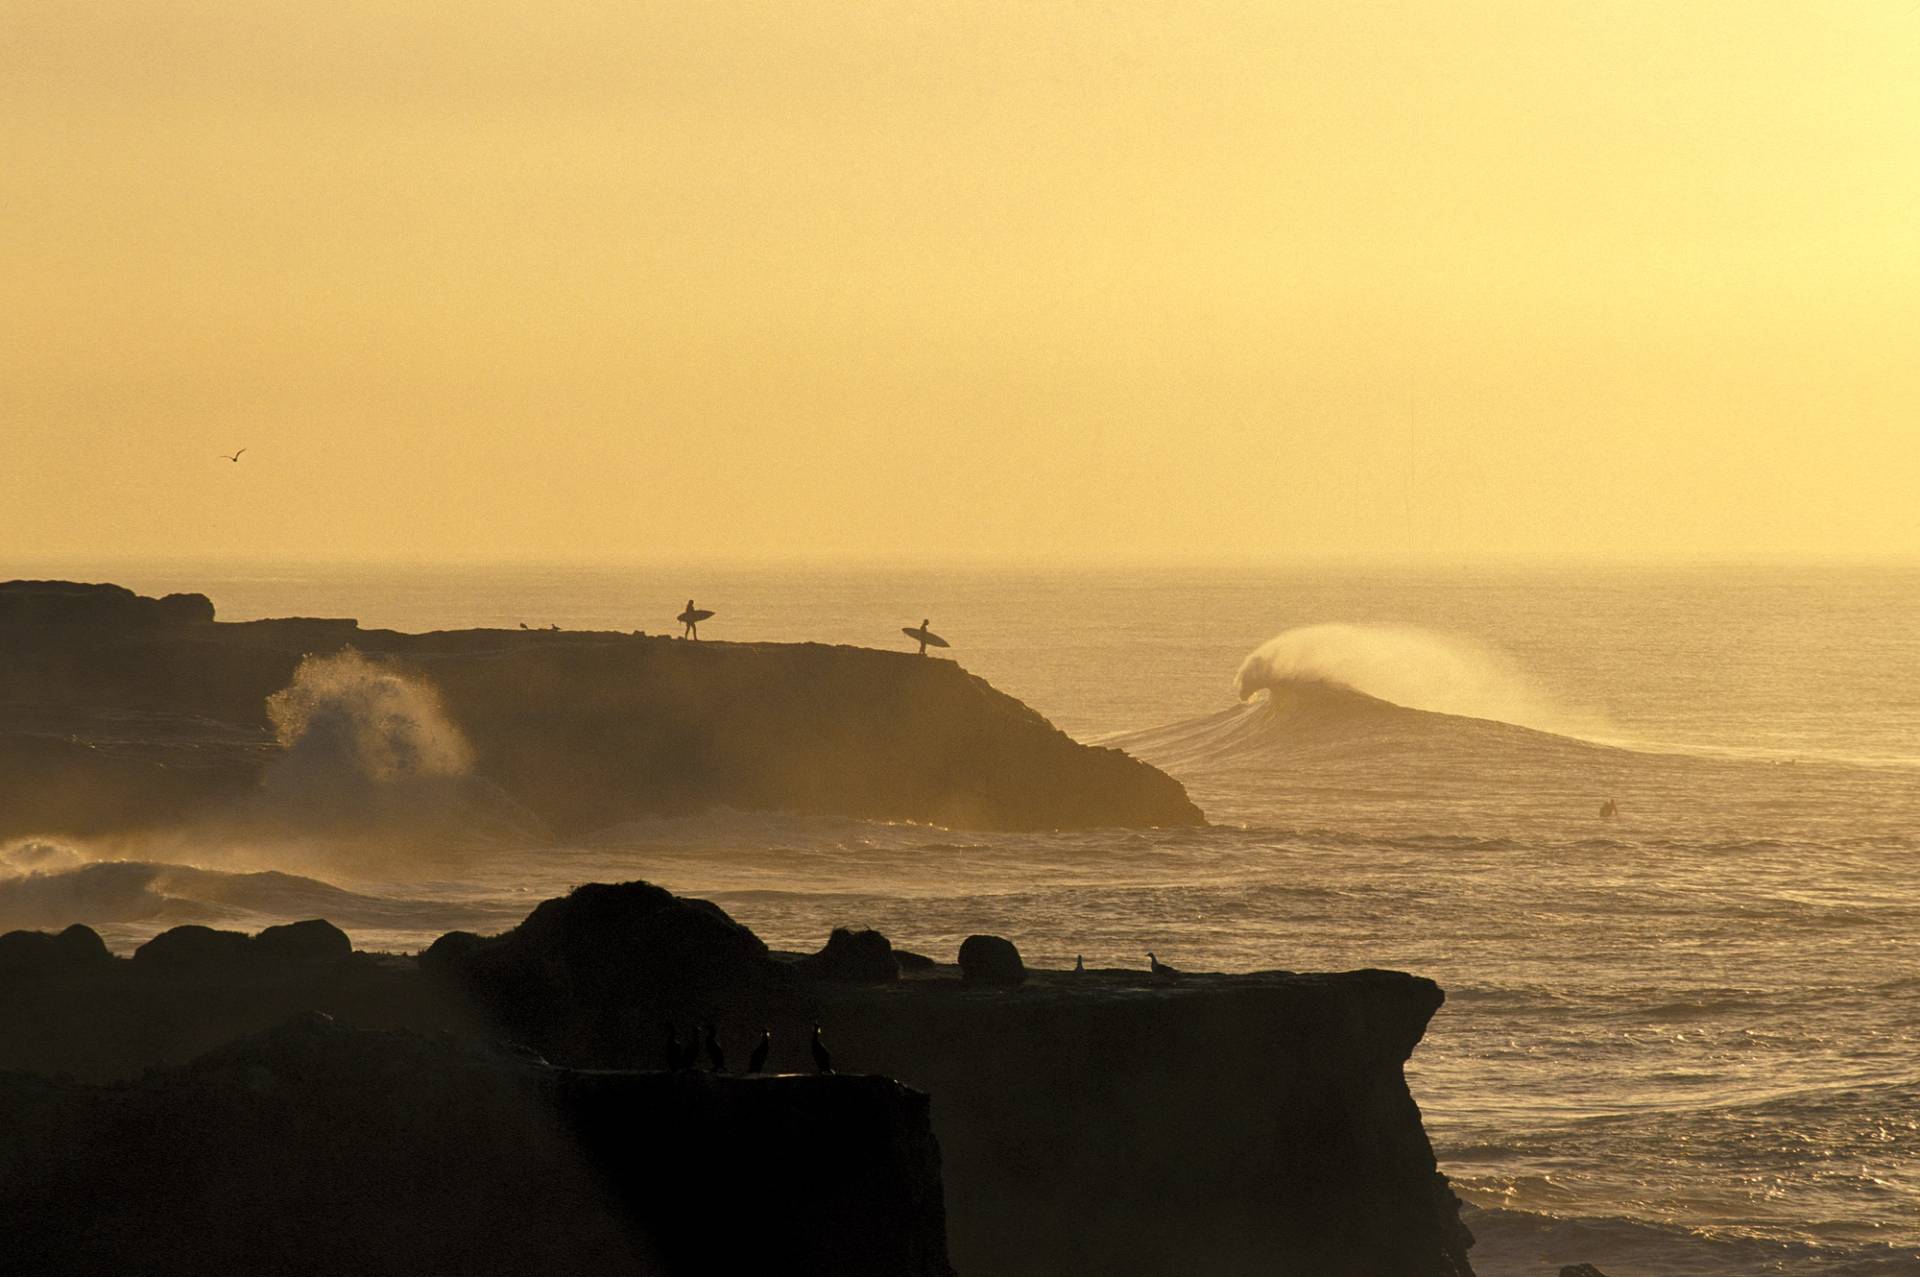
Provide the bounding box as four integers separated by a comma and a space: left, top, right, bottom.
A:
3, 560, 1917, 1277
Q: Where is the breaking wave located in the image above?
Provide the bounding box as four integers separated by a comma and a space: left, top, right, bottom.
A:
1232, 623, 1600, 737
1110, 624, 1617, 781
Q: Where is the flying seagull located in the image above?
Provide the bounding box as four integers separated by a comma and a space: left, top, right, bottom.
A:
221, 449, 247, 463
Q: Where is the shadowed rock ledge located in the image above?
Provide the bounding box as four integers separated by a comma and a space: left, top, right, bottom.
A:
0, 579, 1202, 835
0, 883, 1477, 1277
0, 1013, 954, 1277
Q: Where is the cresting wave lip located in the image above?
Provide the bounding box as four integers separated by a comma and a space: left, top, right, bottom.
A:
1231, 622, 1602, 736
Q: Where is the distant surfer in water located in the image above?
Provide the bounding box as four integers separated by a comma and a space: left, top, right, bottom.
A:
1599, 798, 1618, 819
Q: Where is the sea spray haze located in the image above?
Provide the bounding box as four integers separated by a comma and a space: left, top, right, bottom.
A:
3, 559, 1918, 1276
252, 650, 541, 853
266, 650, 475, 785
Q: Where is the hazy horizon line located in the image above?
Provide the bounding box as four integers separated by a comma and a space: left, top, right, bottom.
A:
7, 549, 1919, 577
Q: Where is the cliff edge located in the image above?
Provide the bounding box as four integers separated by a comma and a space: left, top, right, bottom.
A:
0, 579, 1202, 835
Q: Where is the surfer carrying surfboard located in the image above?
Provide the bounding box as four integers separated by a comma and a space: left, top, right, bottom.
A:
902, 618, 949, 655
678, 599, 714, 639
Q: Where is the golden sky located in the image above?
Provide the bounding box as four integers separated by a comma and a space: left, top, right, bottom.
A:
5, 1, 1917, 564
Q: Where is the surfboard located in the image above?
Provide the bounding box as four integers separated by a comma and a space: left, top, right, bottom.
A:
902, 626, 949, 648
678, 609, 715, 625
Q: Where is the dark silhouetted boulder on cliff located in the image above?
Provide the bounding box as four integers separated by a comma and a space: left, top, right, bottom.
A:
797, 927, 901, 984
253, 918, 353, 965
131, 924, 254, 971
426, 881, 793, 1066
0, 923, 114, 978
958, 933, 1027, 987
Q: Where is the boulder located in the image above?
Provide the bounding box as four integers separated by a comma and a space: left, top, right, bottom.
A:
0, 923, 115, 977
154, 592, 216, 625
419, 929, 485, 972
433, 881, 790, 1065
253, 919, 352, 965
895, 949, 936, 972
1560, 1267, 1611, 1277
132, 925, 253, 971
797, 927, 900, 984
957, 934, 1026, 987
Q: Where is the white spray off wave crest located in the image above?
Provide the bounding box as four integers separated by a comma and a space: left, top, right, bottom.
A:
1234, 623, 1601, 737
267, 649, 473, 786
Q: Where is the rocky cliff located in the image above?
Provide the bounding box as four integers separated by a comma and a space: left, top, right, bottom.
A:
0, 883, 1476, 1276
0, 579, 1201, 835
0, 1012, 955, 1277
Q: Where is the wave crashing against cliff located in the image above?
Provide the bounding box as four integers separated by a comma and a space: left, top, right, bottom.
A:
247, 649, 539, 857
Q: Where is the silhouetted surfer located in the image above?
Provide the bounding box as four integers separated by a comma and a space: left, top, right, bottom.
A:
902, 618, 948, 655
679, 599, 713, 639
810, 1024, 834, 1074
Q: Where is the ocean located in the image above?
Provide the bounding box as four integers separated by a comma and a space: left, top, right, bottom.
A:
4, 559, 1918, 1277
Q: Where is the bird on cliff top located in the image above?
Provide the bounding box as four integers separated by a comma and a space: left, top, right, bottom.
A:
702, 1023, 727, 1073
810, 1024, 834, 1074
1147, 951, 1180, 978
662, 1023, 699, 1071
747, 1029, 771, 1074
1074, 954, 1086, 974
220, 448, 246, 463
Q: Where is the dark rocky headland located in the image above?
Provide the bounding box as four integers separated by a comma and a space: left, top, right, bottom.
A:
0, 582, 1477, 1275
0, 579, 1201, 836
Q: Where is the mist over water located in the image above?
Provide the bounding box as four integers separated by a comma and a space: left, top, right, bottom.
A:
8, 560, 1920, 1276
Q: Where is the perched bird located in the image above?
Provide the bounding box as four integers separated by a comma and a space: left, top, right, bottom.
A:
1074, 954, 1086, 974
221, 448, 247, 463
702, 1023, 726, 1073
1147, 951, 1180, 978
747, 1028, 771, 1074
810, 1024, 834, 1075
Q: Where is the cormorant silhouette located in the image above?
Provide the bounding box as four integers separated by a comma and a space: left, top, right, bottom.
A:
702, 1023, 726, 1072
810, 1024, 834, 1074
747, 1029, 771, 1074
1147, 951, 1179, 977
1074, 953, 1085, 974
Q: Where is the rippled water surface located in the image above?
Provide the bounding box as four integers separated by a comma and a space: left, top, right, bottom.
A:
5, 559, 1918, 1276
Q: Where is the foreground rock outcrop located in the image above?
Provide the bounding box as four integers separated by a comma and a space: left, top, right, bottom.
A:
0, 883, 1476, 1276
0, 579, 1201, 835
0, 1013, 954, 1277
